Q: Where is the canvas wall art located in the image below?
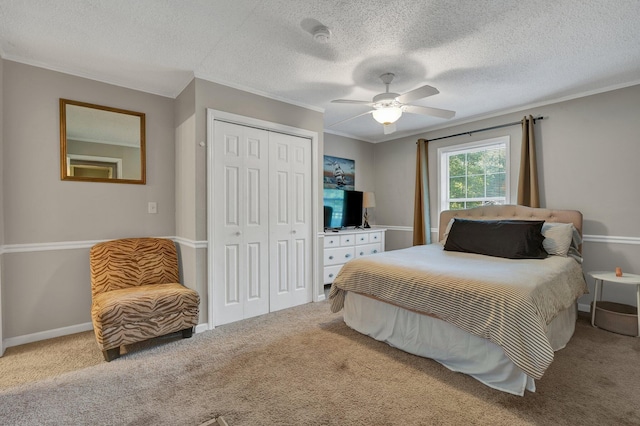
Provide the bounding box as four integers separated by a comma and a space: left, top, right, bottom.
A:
323, 155, 355, 190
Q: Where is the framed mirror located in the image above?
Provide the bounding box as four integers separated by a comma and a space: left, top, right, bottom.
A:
60, 99, 146, 184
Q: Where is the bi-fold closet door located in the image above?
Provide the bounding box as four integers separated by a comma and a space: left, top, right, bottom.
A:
212, 121, 312, 326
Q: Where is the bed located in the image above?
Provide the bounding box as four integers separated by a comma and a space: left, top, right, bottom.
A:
329, 205, 588, 396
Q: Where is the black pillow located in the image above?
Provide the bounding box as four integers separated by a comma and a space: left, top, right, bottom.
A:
443, 219, 547, 259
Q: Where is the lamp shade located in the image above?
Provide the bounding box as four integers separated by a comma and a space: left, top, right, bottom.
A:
372, 107, 402, 124
363, 192, 376, 208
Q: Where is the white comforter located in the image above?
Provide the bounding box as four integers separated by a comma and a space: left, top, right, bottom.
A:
329, 243, 588, 379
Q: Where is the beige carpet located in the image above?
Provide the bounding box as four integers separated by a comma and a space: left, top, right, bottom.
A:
1, 300, 639, 425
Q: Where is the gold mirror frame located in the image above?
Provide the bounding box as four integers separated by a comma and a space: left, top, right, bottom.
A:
60, 99, 146, 184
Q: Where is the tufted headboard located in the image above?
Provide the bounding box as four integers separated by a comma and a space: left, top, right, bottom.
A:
439, 205, 583, 244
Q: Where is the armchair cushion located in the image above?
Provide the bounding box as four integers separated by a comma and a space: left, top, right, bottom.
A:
92, 283, 199, 349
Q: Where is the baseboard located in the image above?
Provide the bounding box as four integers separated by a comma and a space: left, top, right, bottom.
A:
3, 322, 94, 350
2, 321, 211, 352
195, 323, 209, 334
578, 303, 590, 313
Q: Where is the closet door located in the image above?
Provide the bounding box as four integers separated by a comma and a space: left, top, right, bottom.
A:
269, 132, 312, 312
213, 121, 270, 326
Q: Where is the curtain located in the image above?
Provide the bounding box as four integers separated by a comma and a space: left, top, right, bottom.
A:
413, 139, 431, 245
517, 115, 540, 207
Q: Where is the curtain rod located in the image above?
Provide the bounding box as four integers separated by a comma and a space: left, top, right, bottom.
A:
419, 116, 544, 143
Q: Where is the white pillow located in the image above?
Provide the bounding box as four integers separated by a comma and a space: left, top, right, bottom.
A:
541, 222, 574, 256
440, 218, 455, 244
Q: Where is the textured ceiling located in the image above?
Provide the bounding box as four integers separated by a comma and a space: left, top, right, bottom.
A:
1, 0, 639, 143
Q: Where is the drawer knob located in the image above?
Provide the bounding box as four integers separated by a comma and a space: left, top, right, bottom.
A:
373, 250, 378, 253
373, 236, 378, 240
360, 251, 364, 255
329, 255, 334, 260
329, 273, 334, 278
345, 253, 351, 258
329, 240, 334, 243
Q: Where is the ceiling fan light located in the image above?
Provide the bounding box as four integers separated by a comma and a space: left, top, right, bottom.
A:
372, 107, 402, 124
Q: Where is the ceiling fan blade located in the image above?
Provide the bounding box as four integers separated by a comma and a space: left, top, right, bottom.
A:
396, 84, 439, 104
403, 104, 456, 119
383, 122, 396, 135
330, 99, 373, 105
328, 110, 373, 127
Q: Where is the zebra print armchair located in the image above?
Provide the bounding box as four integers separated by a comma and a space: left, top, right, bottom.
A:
89, 238, 200, 361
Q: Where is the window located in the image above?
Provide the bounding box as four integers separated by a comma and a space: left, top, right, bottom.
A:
438, 136, 510, 212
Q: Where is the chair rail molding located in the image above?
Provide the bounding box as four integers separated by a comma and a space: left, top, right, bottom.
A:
1, 237, 208, 253
381, 226, 640, 246
582, 235, 640, 245
0, 233, 638, 257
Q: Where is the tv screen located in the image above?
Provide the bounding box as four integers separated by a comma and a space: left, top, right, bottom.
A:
323, 189, 363, 229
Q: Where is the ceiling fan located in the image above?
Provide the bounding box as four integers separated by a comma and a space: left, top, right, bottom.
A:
330, 73, 456, 135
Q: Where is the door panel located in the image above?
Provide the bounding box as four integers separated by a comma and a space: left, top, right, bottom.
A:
294, 172, 305, 224
276, 171, 288, 224
224, 245, 239, 304
246, 168, 260, 225
269, 133, 312, 312
224, 167, 239, 226
294, 239, 306, 290
276, 239, 289, 292
246, 242, 261, 300
214, 121, 269, 326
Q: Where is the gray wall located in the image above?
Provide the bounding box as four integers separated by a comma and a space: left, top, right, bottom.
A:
0, 58, 4, 349
374, 84, 640, 309
0, 61, 325, 343
173, 79, 200, 322
0, 57, 4, 246
2, 55, 637, 342
1, 60, 176, 339
323, 133, 376, 224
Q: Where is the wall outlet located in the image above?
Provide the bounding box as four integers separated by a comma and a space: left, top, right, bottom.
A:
148, 202, 157, 214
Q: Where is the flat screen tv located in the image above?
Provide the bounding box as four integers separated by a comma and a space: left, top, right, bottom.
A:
323, 189, 363, 229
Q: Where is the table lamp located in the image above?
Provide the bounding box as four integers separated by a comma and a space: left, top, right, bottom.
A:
363, 192, 376, 228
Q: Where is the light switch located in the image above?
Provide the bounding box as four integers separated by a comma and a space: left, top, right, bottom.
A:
148, 202, 157, 214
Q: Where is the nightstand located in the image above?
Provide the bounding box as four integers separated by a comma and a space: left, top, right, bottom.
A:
588, 271, 640, 337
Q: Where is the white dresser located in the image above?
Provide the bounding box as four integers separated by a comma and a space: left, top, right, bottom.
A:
323, 228, 386, 284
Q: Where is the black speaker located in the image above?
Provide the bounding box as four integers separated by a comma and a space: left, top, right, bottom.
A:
324, 206, 333, 229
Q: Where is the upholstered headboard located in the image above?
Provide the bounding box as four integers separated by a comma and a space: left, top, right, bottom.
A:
438, 205, 583, 243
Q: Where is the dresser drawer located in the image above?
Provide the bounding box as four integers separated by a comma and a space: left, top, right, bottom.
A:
355, 233, 370, 244
324, 265, 343, 284
324, 247, 355, 266
340, 234, 356, 246
355, 243, 382, 258
368, 232, 382, 243
324, 235, 340, 248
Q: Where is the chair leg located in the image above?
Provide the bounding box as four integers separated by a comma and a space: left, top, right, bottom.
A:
103, 347, 120, 362
181, 327, 194, 338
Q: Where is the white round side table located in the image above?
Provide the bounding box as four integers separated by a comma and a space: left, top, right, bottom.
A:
588, 271, 640, 337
